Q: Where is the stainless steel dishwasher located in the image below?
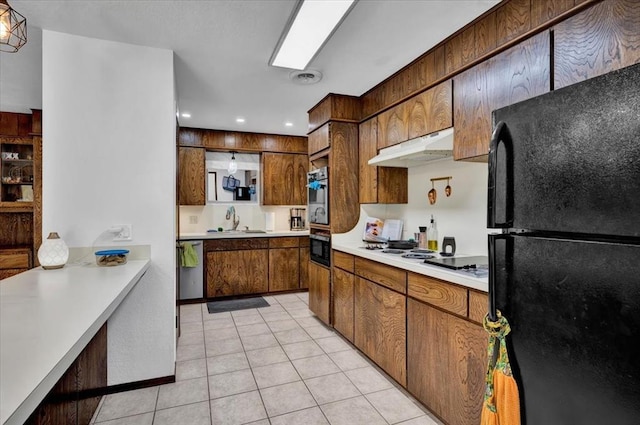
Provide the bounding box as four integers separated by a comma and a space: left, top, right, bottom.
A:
178, 241, 203, 300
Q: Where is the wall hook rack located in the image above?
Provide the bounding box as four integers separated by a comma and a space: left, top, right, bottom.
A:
428, 176, 452, 205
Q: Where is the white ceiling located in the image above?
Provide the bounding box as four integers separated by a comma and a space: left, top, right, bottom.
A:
0, 0, 499, 136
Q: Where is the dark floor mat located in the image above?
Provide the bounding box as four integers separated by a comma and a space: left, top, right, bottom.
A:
207, 297, 269, 314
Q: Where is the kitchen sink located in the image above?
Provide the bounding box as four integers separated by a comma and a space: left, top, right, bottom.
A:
243, 229, 266, 233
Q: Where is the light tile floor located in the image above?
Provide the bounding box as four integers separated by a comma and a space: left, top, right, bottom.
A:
91, 292, 442, 425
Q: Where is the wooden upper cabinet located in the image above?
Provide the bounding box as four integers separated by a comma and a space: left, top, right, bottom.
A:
531, 0, 575, 28
453, 31, 551, 161
262, 152, 308, 206
178, 127, 306, 154
178, 147, 205, 205
406, 80, 453, 139
360, 117, 407, 205
445, 26, 476, 74
377, 79, 452, 151
358, 118, 379, 204
495, 0, 531, 46
554, 0, 640, 90
377, 102, 409, 150
308, 123, 330, 155
308, 94, 360, 133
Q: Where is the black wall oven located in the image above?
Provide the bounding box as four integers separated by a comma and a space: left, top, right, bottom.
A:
309, 234, 330, 267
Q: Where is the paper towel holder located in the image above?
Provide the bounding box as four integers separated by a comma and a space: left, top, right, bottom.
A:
265, 212, 276, 232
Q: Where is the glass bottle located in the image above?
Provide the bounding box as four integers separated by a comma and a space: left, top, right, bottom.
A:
427, 215, 438, 251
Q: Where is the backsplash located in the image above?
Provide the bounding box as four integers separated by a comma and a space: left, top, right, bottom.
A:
179, 204, 306, 233
359, 158, 489, 256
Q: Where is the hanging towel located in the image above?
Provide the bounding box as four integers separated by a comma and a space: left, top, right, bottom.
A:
180, 242, 199, 268
481, 310, 521, 425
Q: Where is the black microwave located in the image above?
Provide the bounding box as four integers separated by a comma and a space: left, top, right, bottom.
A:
309, 234, 330, 267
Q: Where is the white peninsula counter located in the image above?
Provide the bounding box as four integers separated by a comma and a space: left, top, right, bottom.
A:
1, 259, 150, 425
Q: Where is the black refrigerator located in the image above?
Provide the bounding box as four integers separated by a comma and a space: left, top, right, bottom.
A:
487, 62, 640, 424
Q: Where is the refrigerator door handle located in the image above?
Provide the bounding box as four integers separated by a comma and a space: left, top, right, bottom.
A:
487, 121, 514, 228
488, 233, 508, 322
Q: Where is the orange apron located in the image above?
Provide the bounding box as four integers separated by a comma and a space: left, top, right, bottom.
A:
481, 310, 521, 425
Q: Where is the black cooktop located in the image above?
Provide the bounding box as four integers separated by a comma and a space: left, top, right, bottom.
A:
423, 256, 488, 270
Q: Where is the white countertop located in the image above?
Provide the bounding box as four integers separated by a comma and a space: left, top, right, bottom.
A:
0, 259, 150, 425
179, 230, 309, 240
332, 242, 488, 292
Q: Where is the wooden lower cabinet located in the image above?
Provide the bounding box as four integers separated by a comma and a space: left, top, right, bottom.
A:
354, 277, 406, 386
207, 249, 268, 297
299, 246, 309, 289
26, 324, 107, 425
332, 267, 354, 342
407, 298, 487, 425
0, 246, 31, 279
308, 261, 330, 325
269, 247, 299, 292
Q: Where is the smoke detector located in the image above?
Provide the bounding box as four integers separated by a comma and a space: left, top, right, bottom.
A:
289, 69, 323, 85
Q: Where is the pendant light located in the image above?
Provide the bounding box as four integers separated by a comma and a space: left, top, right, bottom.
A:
228, 151, 238, 174
0, 0, 27, 53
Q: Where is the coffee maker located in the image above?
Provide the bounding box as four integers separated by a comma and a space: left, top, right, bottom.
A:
290, 208, 306, 231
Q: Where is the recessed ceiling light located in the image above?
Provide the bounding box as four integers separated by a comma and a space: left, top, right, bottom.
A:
285, 122, 294, 127
236, 117, 246, 123
270, 0, 356, 70
181, 113, 191, 118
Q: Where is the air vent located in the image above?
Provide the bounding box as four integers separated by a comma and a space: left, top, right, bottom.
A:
289, 69, 322, 85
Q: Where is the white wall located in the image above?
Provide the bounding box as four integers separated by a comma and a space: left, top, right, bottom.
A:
42, 31, 176, 384
359, 158, 489, 255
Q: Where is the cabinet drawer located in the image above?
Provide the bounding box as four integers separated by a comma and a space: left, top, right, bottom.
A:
333, 251, 354, 273
354, 257, 406, 294
408, 273, 467, 316
205, 238, 269, 251
298, 236, 310, 247
468, 290, 488, 324
269, 237, 299, 249
0, 252, 30, 269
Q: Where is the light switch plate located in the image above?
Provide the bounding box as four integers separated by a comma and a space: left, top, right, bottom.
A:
113, 224, 132, 241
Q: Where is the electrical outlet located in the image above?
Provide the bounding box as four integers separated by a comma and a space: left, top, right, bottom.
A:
189, 215, 198, 224
113, 224, 132, 241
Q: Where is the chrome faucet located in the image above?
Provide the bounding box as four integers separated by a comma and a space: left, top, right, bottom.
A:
225, 206, 240, 230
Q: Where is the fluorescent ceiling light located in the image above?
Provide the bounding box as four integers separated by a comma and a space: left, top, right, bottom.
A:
236, 117, 245, 123
270, 0, 356, 70
285, 122, 293, 127
181, 112, 191, 118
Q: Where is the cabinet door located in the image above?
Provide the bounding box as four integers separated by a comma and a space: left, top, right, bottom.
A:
207, 250, 268, 297
269, 247, 299, 292
377, 103, 408, 149
358, 118, 378, 204
447, 313, 487, 425
332, 267, 354, 342
406, 80, 452, 140
292, 154, 309, 205
299, 247, 309, 289
407, 299, 486, 425
453, 31, 550, 161
178, 147, 205, 205
354, 277, 406, 386
554, 0, 640, 90
262, 153, 307, 206
308, 261, 330, 325
308, 123, 330, 155
359, 118, 407, 204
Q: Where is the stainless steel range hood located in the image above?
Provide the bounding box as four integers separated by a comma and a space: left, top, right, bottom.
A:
368, 127, 454, 167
